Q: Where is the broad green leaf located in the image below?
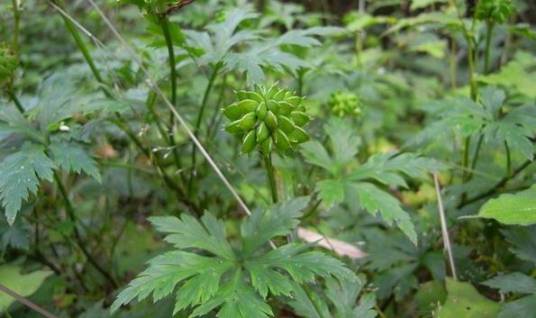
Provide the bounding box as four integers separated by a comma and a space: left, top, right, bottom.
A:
502, 226, 536, 264
0, 143, 56, 224
478, 186, 536, 225
437, 278, 500, 318
483, 272, 536, 294
49, 142, 101, 182
0, 264, 52, 311
354, 182, 417, 244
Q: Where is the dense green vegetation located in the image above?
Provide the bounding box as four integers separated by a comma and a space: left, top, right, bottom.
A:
1, 0, 535, 317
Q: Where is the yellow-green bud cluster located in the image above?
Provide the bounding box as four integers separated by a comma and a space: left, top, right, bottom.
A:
0, 44, 17, 86
223, 85, 310, 155
328, 91, 362, 117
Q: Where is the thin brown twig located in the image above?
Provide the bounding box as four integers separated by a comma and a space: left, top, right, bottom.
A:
0, 284, 58, 318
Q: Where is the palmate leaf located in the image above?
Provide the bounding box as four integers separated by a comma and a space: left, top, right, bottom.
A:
112, 198, 357, 316
353, 182, 417, 244
478, 186, 536, 226
0, 143, 55, 224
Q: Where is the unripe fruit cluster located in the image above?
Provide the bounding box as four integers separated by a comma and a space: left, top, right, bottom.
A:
0, 44, 17, 86
328, 91, 362, 118
223, 85, 310, 154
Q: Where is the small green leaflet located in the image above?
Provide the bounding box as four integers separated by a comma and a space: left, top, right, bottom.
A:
50, 142, 102, 183
0, 143, 55, 225
483, 273, 536, 318
111, 198, 357, 317
478, 186, 536, 225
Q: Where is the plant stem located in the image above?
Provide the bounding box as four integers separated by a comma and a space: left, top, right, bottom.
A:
53, 172, 118, 288
159, 16, 177, 108
11, 0, 20, 54
61, 14, 103, 83
158, 16, 184, 172
188, 65, 220, 193
457, 157, 535, 208
504, 140, 511, 176
264, 154, 278, 203
484, 21, 495, 74
461, 137, 471, 181
6, 90, 24, 113
449, 38, 457, 89
469, 134, 484, 173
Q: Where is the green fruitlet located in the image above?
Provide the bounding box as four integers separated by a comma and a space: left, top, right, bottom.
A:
223, 85, 311, 154
0, 44, 18, 86
328, 91, 362, 117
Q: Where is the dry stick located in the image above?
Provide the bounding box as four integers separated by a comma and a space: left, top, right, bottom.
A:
433, 173, 458, 280
0, 283, 58, 318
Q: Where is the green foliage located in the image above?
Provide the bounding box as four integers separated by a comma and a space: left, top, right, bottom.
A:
484, 273, 536, 317
0, 43, 17, 85
437, 278, 501, 317
112, 198, 356, 316
3, 0, 536, 317
0, 264, 51, 311
475, 0, 514, 24
478, 186, 536, 225
302, 118, 442, 243
0, 143, 55, 224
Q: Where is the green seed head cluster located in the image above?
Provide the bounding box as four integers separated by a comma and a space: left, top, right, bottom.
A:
0, 44, 17, 86
475, 0, 514, 24
223, 85, 310, 155
328, 91, 362, 118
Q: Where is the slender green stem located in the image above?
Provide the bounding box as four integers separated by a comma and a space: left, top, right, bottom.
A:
449, 38, 457, 89
11, 0, 20, 54
159, 16, 177, 107
158, 16, 183, 172
188, 65, 220, 193
504, 140, 511, 176
484, 21, 495, 74
61, 14, 103, 83
53, 172, 118, 288
206, 75, 227, 140
469, 133, 484, 173
6, 90, 24, 113
462, 137, 471, 181
264, 154, 278, 203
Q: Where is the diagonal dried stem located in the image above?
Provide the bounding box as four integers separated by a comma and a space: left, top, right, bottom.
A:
433, 173, 458, 280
